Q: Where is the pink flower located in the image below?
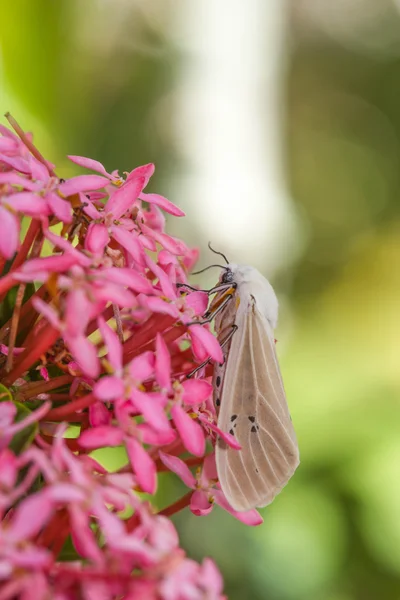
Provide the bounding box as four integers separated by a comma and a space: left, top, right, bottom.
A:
0, 120, 250, 596
160, 452, 263, 525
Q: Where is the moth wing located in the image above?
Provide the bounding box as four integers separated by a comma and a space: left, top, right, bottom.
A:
215, 302, 299, 512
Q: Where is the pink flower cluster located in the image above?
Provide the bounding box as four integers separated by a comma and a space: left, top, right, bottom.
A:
0, 117, 261, 598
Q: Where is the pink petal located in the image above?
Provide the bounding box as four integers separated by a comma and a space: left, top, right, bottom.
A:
213, 490, 263, 526
58, 174, 110, 196
98, 316, 122, 372
181, 380, 212, 406
85, 223, 110, 255
9, 492, 54, 542
139, 296, 180, 318
100, 266, 152, 294
105, 177, 146, 220
139, 423, 177, 446
65, 288, 92, 337
6, 192, 48, 216
139, 192, 185, 217
146, 256, 176, 300
130, 389, 171, 433
143, 226, 189, 256
110, 224, 147, 265
155, 334, 171, 392
79, 426, 124, 449
21, 254, 78, 276
125, 438, 157, 494
201, 452, 218, 484
68, 155, 109, 177
47, 483, 86, 503
198, 414, 242, 450
0, 449, 18, 488
47, 192, 73, 223
0, 401, 16, 427
128, 351, 155, 381
81, 196, 102, 219
89, 402, 111, 427
44, 230, 92, 266
31, 298, 61, 329
0, 153, 30, 173
200, 558, 224, 594
158, 452, 196, 488
94, 376, 125, 401
69, 504, 105, 565
184, 247, 200, 271
94, 285, 137, 309
66, 335, 100, 379
8, 401, 50, 438
158, 250, 177, 266
0, 207, 19, 258
184, 291, 208, 316
189, 325, 223, 363
126, 163, 155, 187
171, 404, 205, 457
0, 172, 36, 189
29, 155, 50, 182
190, 490, 213, 516
0, 137, 16, 151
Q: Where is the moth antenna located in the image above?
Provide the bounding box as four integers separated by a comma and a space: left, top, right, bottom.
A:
192, 263, 226, 275
208, 242, 229, 265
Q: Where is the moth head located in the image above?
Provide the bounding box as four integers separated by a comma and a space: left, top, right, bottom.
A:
221, 267, 234, 285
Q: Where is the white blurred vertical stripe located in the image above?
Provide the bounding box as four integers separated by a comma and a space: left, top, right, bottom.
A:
171, 0, 299, 273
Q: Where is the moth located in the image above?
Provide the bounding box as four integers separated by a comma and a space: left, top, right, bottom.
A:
203, 256, 299, 512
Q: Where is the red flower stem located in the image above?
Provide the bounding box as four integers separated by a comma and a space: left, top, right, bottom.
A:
124, 324, 187, 363
122, 315, 175, 357
5, 283, 25, 372
0, 273, 16, 303
37, 508, 69, 548
46, 393, 96, 420
2, 325, 59, 385
10, 219, 40, 272
0, 284, 47, 344
5, 113, 56, 177
17, 375, 74, 400
157, 491, 193, 517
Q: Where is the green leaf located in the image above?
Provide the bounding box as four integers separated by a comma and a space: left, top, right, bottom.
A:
57, 535, 81, 562
0, 390, 39, 454
0, 383, 12, 402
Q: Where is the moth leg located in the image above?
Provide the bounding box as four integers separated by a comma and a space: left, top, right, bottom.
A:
186, 324, 238, 378
207, 283, 236, 296
186, 288, 236, 327
176, 282, 234, 296
176, 283, 199, 293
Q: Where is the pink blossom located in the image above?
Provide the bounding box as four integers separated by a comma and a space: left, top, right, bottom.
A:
0, 120, 253, 596
160, 452, 263, 526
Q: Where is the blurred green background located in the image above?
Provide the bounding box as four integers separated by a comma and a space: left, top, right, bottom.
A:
2, 1, 400, 598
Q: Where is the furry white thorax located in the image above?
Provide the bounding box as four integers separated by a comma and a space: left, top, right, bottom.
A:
227, 264, 279, 329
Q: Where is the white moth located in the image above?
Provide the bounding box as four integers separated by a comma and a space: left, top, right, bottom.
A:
210, 264, 299, 512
